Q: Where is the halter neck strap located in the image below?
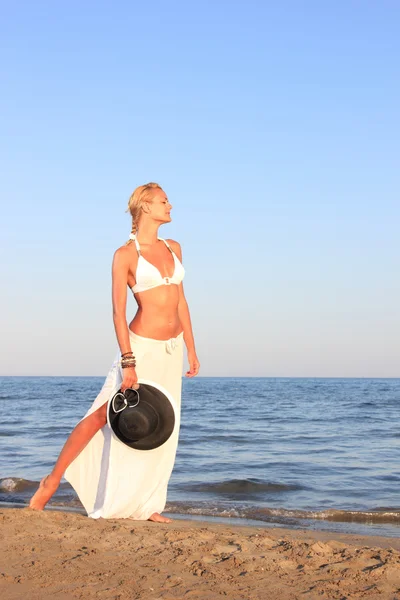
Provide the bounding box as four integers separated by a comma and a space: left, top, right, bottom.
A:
158, 237, 173, 253
129, 233, 140, 254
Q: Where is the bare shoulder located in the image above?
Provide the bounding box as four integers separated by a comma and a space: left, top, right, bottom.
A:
166, 239, 182, 258
113, 242, 137, 268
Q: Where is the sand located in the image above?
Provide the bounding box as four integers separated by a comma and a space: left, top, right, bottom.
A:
1, 508, 400, 600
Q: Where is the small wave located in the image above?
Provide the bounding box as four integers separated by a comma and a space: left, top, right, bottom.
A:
321, 509, 400, 524
181, 478, 302, 495
165, 502, 400, 526
181, 435, 247, 444
245, 506, 400, 525
0, 478, 38, 492
0, 477, 71, 493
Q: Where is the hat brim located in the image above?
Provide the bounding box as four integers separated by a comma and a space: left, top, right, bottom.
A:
107, 378, 176, 451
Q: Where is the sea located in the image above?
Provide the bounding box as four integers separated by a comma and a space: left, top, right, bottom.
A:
1, 376, 399, 538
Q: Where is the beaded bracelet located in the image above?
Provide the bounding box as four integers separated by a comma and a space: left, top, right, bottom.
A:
121, 355, 136, 369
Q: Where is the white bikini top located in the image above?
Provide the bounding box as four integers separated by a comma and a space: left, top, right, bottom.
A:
130, 234, 185, 294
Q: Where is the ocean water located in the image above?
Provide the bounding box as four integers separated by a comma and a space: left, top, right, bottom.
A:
1, 376, 399, 537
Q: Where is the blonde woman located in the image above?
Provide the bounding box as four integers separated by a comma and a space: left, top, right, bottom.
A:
30, 183, 200, 522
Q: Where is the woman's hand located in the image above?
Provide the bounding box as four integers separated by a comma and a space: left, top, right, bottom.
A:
186, 351, 200, 378
121, 366, 139, 392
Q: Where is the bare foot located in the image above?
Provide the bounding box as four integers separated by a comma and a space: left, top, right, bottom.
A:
29, 475, 59, 510
148, 512, 172, 523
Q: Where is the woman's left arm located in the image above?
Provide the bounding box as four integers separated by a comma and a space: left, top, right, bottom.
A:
169, 240, 200, 378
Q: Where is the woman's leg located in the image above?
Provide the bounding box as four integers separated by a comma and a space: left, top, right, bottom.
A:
29, 402, 108, 510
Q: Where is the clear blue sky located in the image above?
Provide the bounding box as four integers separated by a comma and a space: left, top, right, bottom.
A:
1, 1, 399, 376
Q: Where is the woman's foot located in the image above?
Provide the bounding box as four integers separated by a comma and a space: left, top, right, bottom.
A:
29, 475, 60, 510
148, 512, 172, 523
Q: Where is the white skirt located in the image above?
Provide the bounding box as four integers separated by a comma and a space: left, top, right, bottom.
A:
64, 330, 184, 520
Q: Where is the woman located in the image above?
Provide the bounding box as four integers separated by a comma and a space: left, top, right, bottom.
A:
29, 182, 200, 522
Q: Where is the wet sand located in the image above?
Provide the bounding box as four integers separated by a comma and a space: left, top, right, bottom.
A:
1, 508, 400, 599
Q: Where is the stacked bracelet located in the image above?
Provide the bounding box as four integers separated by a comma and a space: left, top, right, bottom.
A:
121, 352, 136, 369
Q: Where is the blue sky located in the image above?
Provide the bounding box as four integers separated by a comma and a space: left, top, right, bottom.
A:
1, 1, 399, 376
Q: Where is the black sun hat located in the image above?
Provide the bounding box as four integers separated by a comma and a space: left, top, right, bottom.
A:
107, 379, 176, 451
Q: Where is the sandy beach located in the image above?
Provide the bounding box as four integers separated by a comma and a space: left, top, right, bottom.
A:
1, 508, 399, 599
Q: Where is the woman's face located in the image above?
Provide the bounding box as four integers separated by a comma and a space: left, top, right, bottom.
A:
147, 189, 173, 224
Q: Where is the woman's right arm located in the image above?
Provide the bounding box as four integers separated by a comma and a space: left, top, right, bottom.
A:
112, 247, 138, 391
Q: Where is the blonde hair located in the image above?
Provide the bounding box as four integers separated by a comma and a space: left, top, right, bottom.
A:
125, 182, 162, 243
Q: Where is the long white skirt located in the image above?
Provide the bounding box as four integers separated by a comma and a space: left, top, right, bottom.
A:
64, 330, 184, 520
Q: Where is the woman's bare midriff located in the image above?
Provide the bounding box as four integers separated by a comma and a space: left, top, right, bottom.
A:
128, 284, 183, 340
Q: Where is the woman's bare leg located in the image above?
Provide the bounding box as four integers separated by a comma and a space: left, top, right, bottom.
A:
29, 403, 108, 510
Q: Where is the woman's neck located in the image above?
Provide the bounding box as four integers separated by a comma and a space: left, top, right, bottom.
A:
136, 223, 161, 246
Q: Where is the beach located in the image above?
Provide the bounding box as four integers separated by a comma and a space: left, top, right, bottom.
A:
1, 508, 400, 600
2, 377, 400, 598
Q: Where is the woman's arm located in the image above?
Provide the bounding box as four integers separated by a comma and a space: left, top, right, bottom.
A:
111, 247, 133, 355
177, 283, 196, 353
169, 240, 200, 377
